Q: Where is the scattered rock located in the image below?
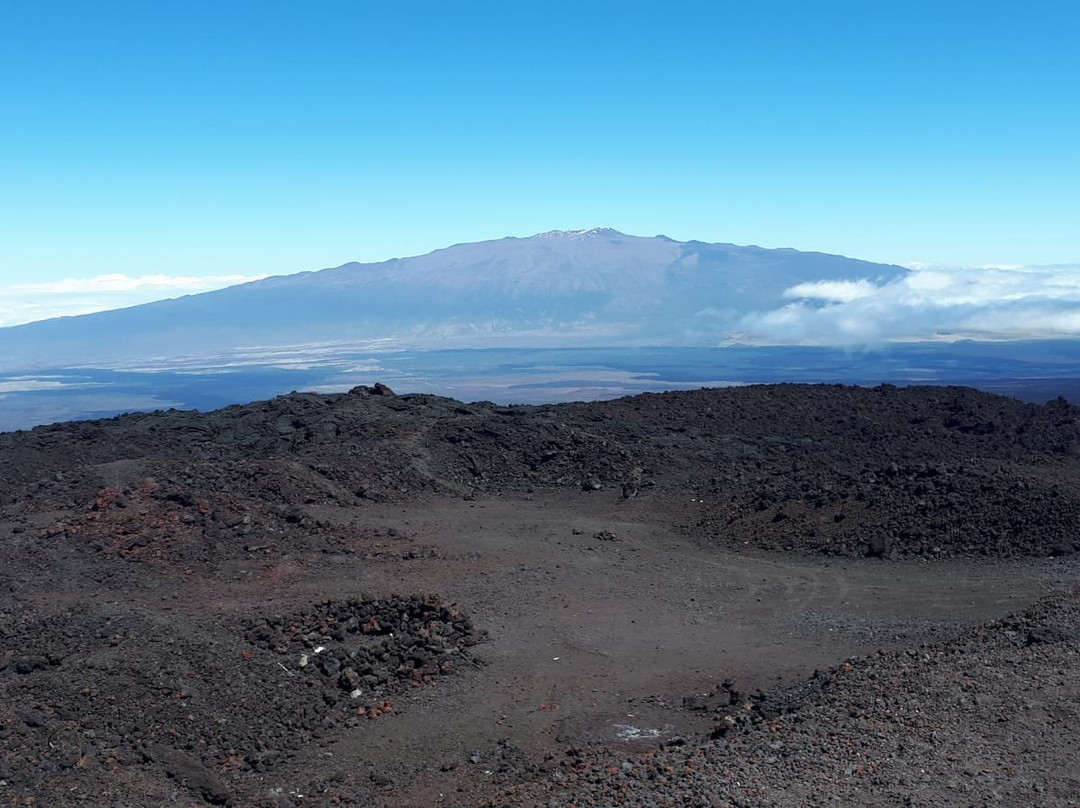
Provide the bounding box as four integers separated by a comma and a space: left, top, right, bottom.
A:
147, 745, 232, 805
866, 532, 891, 558
1026, 625, 1076, 645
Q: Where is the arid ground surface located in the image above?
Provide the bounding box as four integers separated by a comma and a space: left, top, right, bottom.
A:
2, 383, 1079, 806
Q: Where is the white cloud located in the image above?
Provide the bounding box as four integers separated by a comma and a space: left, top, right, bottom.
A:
741, 263, 1080, 344
0, 378, 106, 393
781, 279, 878, 303
0, 273, 267, 328
11, 273, 261, 294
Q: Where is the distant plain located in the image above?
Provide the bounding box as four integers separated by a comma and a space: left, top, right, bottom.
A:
4, 342, 1080, 432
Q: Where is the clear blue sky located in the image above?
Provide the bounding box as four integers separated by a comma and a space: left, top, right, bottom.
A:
1, 0, 1078, 295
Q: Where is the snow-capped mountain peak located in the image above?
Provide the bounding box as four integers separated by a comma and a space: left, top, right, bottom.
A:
534, 227, 621, 240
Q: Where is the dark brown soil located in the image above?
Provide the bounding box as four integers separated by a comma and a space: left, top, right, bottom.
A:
2, 383, 1079, 806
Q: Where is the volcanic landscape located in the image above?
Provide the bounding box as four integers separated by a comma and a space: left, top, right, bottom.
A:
2, 383, 1079, 807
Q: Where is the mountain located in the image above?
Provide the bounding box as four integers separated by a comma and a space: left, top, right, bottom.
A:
0, 228, 904, 370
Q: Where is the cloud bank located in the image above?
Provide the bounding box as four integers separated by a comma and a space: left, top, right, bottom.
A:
740, 263, 1080, 344
0, 273, 267, 328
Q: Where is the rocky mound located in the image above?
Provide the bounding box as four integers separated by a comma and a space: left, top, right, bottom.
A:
3, 383, 1078, 560
243, 595, 484, 709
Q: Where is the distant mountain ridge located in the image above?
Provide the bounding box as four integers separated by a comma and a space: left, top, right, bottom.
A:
0, 229, 905, 370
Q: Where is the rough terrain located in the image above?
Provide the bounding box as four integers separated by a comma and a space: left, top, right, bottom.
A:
1, 383, 1079, 806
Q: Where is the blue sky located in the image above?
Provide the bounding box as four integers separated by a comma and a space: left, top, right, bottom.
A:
1, 1, 1078, 325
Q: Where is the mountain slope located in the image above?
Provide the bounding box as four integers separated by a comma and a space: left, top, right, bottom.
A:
0, 228, 903, 369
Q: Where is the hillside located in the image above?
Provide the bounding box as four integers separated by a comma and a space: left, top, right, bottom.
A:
2, 384, 1080, 807
4, 383, 1079, 561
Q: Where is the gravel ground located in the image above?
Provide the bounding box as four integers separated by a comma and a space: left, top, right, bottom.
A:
484, 590, 1080, 808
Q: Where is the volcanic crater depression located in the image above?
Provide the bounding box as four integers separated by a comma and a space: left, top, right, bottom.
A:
2, 383, 1080, 806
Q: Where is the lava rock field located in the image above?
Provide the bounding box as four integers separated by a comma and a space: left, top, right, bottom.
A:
1, 383, 1079, 806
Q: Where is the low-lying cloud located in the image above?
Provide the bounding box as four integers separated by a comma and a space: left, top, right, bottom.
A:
740, 263, 1080, 344
0, 273, 267, 328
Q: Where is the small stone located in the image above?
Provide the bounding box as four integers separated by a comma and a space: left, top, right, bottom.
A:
582, 476, 602, 491
339, 667, 362, 691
